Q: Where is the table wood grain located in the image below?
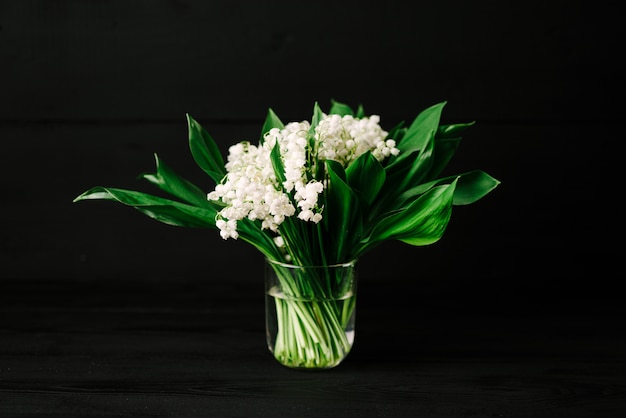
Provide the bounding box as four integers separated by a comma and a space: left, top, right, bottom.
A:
1, 278, 624, 417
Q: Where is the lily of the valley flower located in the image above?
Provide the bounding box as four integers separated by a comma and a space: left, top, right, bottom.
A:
208, 112, 399, 241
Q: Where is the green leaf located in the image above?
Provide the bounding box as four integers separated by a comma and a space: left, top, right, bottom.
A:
452, 170, 501, 205
390, 170, 500, 209
387, 180, 437, 210
236, 218, 283, 261
270, 140, 287, 187
325, 160, 362, 262
73, 187, 219, 228
187, 114, 226, 184
260, 108, 284, 142
420, 122, 473, 181
309, 101, 324, 134
329, 99, 354, 116
345, 151, 385, 206
355, 104, 365, 118
437, 122, 475, 139
393, 101, 446, 164
376, 129, 436, 213
362, 178, 457, 250
74, 186, 283, 261
398, 129, 436, 189
308, 102, 325, 171
139, 153, 213, 208
423, 136, 461, 182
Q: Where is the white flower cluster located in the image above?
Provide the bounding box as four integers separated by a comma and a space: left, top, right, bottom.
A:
316, 114, 399, 165
208, 113, 399, 240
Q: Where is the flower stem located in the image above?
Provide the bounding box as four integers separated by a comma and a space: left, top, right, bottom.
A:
266, 261, 356, 369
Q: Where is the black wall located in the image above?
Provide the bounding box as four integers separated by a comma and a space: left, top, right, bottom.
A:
1, 2, 623, 309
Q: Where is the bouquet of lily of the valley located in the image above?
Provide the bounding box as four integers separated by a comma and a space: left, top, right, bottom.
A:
75, 100, 499, 368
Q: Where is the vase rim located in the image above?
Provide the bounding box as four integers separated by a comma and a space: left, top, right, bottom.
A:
265, 258, 358, 269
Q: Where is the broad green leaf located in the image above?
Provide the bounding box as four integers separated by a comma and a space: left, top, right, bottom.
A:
390, 170, 500, 209
388, 180, 436, 210
437, 122, 475, 139
309, 101, 324, 135
187, 114, 226, 184
376, 130, 435, 212
74, 187, 283, 260
329, 99, 354, 116
345, 151, 385, 206
355, 104, 365, 118
362, 179, 457, 250
397, 129, 435, 190
325, 160, 362, 262
452, 170, 501, 205
420, 122, 473, 181
236, 218, 283, 260
423, 136, 461, 182
139, 153, 213, 208
308, 102, 324, 174
393, 101, 446, 164
369, 150, 417, 216
270, 140, 287, 187
260, 108, 284, 142
73, 187, 219, 228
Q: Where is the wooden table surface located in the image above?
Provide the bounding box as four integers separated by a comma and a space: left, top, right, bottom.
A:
1, 277, 624, 418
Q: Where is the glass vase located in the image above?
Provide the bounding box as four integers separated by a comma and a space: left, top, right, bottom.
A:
264, 258, 358, 370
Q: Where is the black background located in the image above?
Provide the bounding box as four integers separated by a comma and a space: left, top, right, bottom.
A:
1, 1, 623, 307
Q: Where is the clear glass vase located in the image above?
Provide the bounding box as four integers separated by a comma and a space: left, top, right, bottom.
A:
264, 258, 358, 370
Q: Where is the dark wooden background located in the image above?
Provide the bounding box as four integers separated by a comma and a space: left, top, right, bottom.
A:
2, 0, 623, 302
1, 2, 625, 416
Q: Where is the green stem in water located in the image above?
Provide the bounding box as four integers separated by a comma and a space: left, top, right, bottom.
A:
267, 261, 356, 369
272, 297, 354, 368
